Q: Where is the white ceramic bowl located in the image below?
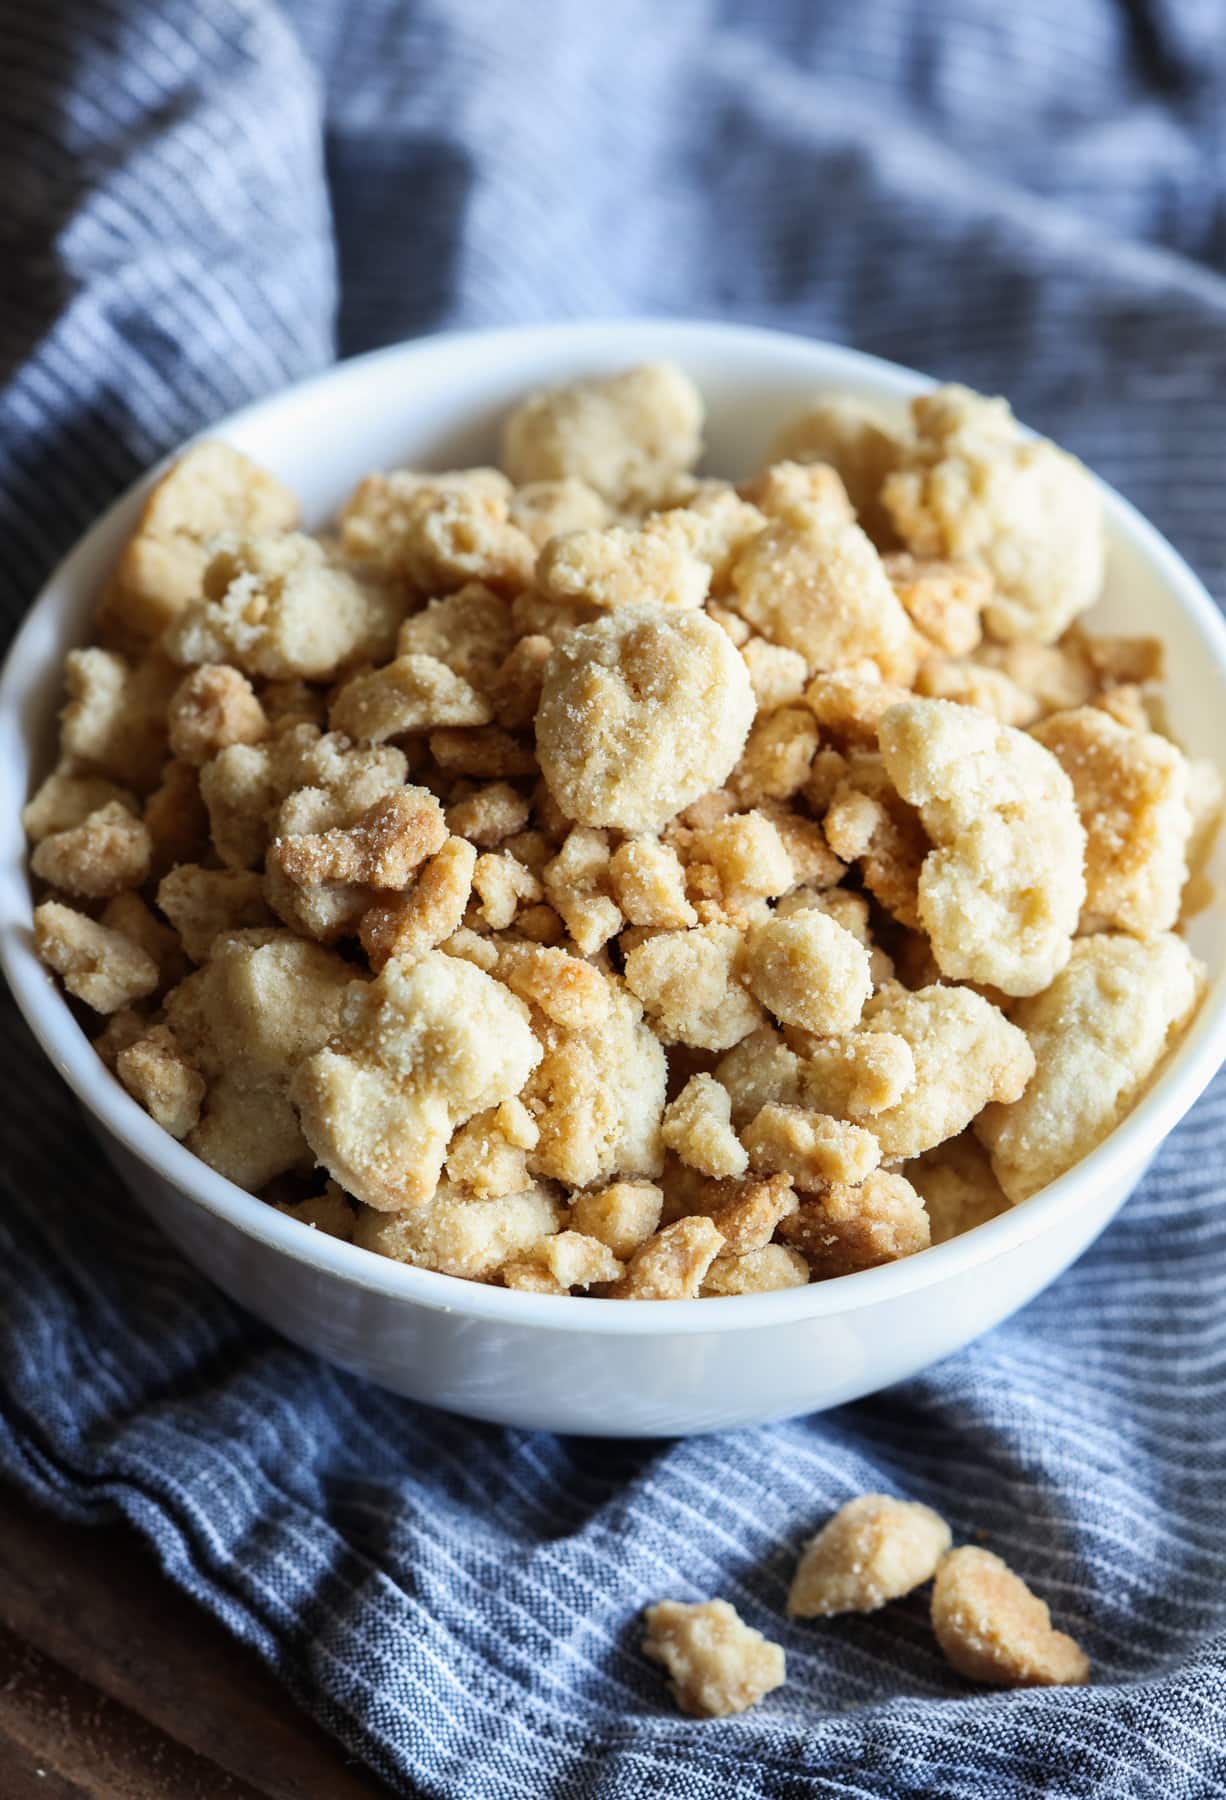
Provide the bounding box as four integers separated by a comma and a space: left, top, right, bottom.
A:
3, 320, 1225, 1438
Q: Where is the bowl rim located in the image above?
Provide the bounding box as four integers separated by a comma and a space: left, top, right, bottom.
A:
3, 315, 1225, 1339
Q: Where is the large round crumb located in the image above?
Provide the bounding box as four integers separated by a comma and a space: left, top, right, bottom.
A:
787, 1492, 951, 1617
931, 1546, 1090, 1687
534, 605, 755, 832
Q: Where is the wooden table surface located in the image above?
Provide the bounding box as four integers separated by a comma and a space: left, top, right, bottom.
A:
0, 1479, 393, 1798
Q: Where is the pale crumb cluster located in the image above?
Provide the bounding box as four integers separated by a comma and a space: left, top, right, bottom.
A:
25, 363, 1216, 1297
644, 1490, 1087, 1718
931, 1547, 1091, 1687
788, 1493, 951, 1617
641, 1600, 786, 1717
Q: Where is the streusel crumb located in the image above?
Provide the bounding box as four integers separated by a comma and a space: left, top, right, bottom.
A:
931, 1547, 1090, 1687
788, 1494, 951, 1617
25, 363, 1216, 1301
643, 1599, 785, 1717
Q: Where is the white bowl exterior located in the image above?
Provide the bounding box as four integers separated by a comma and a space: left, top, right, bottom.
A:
98, 1128, 1141, 1436
3, 320, 1226, 1437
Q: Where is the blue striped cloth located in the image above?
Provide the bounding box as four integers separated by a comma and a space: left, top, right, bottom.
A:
3, 3, 1226, 1793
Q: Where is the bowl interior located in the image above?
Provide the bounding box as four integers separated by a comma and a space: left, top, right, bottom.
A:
2, 319, 1225, 1334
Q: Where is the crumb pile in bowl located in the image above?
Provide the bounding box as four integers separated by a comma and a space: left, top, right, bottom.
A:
23, 363, 1223, 1298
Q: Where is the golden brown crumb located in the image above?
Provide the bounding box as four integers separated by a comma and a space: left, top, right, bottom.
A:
1183, 757, 1224, 919
167, 664, 268, 765
355, 1180, 561, 1280
509, 477, 612, 547
741, 459, 855, 523
707, 602, 752, 646
662, 1074, 749, 1178
703, 1171, 798, 1252
167, 534, 400, 680
742, 1104, 881, 1190
359, 836, 476, 970
188, 1072, 313, 1190
93, 1007, 156, 1070
116, 1026, 206, 1139
882, 386, 1104, 644
259, 679, 329, 729
34, 900, 159, 1012
501, 1229, 624, 1292
701, 1244, 809, 1294
275, 1186, 356, 1241
497, 942, 611, 1032
879, 698, 1086, 995
98, 442, 298, 647
913, 656, 1041, 728
788, 1494, 952, 1616
687, 810, 796, 918
568, 1180, 663, 1257
975, 637, 1096, 716
59, 648, 173, 790
521, 980, 666, 1190
804, 667, 912, 748
445, 1097, 538, 1199
744, 911, 872, 1036
669, 484, 767, 591
801, 1031, 916, 1121
329, 655, 491, 743
731, 501, 916, 682
487, 634, 553, 730
396, 583, 517, 694
30, 801, 151, 899
1031, 706, 1190, 935
768, 396, 903, 543
882, 553, 990, 656
473, 849, 544, 930
338, 467, 512, 573
446, 782, 530, 848
608, 837, 698, 929
156, 865, 273, 962
908, 1133, 1009, 1245
428, 725, 537, 778
931, 1547, 1090, 1687
823, 759, 928, 929
536, 512, 711, 613
100, 891, 188, 991
273, 786, 448, 891
714, 1025, 804, 1128
778, 1169, 930, 1276
610, 1214, 725, 1299
757, 803, 846, 892
541, 827, 621, 952
642, 1600, 785, 1718
624, 923, 762, 1051
164, 930, 354, 1084
292, 949, 542, 1211
22, 766, 138, 843
741, 637, 809, 712
863, 984, 1034, 1161
729, 706, 820, 807
144, 757, 211, 876
396, 488, 534, 596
